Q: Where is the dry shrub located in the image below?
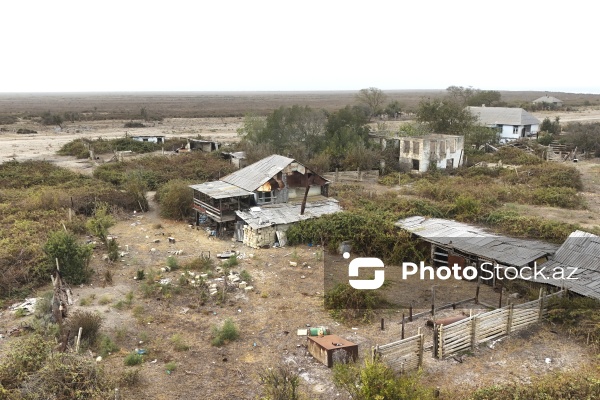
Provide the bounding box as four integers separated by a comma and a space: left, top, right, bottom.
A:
20, 353, 112, 400
66, 310, 103, 347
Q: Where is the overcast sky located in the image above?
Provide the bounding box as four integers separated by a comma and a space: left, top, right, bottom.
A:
1, 1, 597, 93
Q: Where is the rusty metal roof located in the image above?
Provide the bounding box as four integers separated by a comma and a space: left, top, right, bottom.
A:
308, 334, 357, 350
236, 199, 341, 229
531, 231, 600, 299
395, 216, 558, 267
221, 154, 295, 192
189, 181, 253, 199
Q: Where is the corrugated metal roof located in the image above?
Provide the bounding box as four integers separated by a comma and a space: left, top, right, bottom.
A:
395, 216, 558, 267
221, 154, 295, 192
236, 199, 341, 229
189, 181, 253, 199
468, 106, 540, 126
530, 231, 600, 300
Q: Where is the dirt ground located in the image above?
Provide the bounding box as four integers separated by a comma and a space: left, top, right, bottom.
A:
2, 189, 598, 399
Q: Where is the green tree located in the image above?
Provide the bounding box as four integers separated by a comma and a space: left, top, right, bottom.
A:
384, 100, 402, 119
324, 105, 371, 167
238, 106, 326, 160
86, 203, 115, 246
465, 125, 499, 148
467, 89, 502, 107
155, 179, 193, 220
124, 170, 149, 212
40, 111, 64, 128
416, 98, 476, 135
43, 231, 93, 285
356, 87, 387, 119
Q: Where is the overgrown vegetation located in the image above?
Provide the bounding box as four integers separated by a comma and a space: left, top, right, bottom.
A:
43, 230, 93, 285
0, 161, 138, 298
325, 283, 383, 322
333, 357, 434, 400
58, 137, 186, 158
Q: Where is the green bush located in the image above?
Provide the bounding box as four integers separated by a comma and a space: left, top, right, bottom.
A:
0, 334, 53, 389
97, 335, 119, 358
333, 357, 433, 400
124, 353, 144, 366
43, 230, 93, 285
170, 333, 190, 351
211, 318, 240, 346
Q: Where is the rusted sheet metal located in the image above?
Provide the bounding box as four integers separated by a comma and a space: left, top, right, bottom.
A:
307, 335, 358, 368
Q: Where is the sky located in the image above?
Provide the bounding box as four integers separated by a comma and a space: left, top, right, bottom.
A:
1, 0, 598, 93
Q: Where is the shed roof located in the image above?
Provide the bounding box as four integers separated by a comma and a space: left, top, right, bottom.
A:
468, 106, 540, 126
189, 181, 253, 199
236, 199, 341, 229
395, 216, 558, 267
221, 154, 296, 192
530, 230, 600, 300
533, 96, 563, 104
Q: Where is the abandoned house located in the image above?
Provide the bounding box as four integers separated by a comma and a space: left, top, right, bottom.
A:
468, 106, 540, 142
395, 216, 559, 286
189, 154, 339, 247
398, 134, 465, 172
530, 230, 600, 300
532, 95, 563, 108
131, 135, 165, 144
185, 139, 220, 152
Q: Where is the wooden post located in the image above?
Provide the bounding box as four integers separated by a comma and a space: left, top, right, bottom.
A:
471, 314, 477, 351
401, 314, 405, 340
506, 303, 514, 335
381, 318, 385, 331
335, 168, 339, 182
409, 302, 413, 321
498, 283, 503, 309
538, 287, 545, 321
431, 286, 436, 318
433, 324, 438, 359
371, 346, 376, 362
475, 278, 480, 304
115, 388, 120, 400
75, 327, 83, 353
418, 327, 424, 369
437, 324, 444, 359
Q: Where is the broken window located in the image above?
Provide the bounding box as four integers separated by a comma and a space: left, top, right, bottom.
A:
257, 191, 274, 204
413, 141, 420, 155
450, 139, 456, 153
430, 141, 437, 156
403, 140, 410, 154
412, 159, 420, 170
440, 140, 446, 155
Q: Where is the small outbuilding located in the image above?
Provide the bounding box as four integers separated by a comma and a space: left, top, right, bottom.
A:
131, 135, 165, 144
307, 335, 358, 367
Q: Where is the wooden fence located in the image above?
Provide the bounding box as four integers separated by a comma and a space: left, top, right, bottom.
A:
434, 290, 564, 359
374, 290, 564, 371
373, 328, 425, 373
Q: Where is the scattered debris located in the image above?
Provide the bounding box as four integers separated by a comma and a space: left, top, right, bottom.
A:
9, 298, 38, 315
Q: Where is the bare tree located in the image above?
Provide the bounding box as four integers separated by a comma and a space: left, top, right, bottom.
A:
356, 87, 387, 120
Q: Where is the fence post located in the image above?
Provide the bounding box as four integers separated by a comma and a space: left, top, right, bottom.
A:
538, 287, 545, 321
471, 314, 477, 351
437, 324, 444, 359
506, 303, 514, 335
371, 345, 376, 362
409, 302, 413, 321
401, 314, 405, 340
433, 324, 438, 359
418, 327, 424, 369
475, 278, 480, 304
